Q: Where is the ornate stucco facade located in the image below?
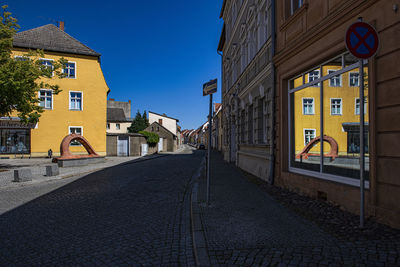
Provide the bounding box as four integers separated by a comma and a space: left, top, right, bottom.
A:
218, 0, 274, 181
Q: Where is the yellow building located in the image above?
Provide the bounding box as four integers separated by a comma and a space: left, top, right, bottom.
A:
0, 24, 109, 157
293, 65, 369, 157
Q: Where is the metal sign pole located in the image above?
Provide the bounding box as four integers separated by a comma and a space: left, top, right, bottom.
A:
207, 93, 213, 206
359, 59, 365, 228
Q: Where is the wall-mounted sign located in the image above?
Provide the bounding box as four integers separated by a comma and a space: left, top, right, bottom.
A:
345, 21, 379, 59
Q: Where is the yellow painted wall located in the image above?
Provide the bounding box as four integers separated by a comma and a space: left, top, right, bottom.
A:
294, 66, 369, 155
11, 48, 109, 157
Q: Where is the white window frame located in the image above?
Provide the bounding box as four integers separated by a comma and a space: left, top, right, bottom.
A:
116, 123, 120, 130
63, 61, 77, 79
39, 58, 54, 76
302, 97, 315, 115
330, 98, 342, 115
68, 126, 83, 146
328, 70, 342, 87
303, 128, 316, 146
69, 91, 83, 111
349, 72, 360, 87
38, 89, 53, 110
14, 55, 29, 61
355, 97, 367, 115
106, 123, 110, 130
308, 70, 320, 87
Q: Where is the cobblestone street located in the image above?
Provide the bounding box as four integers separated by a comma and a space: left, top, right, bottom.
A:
0, 146, 202, 266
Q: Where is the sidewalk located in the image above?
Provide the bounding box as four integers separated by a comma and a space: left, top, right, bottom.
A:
191, 151, 400, 266
0, 153, 166, 188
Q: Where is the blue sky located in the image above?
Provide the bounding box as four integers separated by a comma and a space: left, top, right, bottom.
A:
6, 0, 223, 130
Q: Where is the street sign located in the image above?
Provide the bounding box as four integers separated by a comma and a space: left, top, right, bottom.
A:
345, 21, 379, 59
203, 79, 217, 96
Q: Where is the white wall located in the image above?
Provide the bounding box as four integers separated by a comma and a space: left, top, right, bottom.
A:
148, 112, 177, 135
106, 122, 131, 134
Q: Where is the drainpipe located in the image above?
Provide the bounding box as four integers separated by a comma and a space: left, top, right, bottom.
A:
268, 0, 276, 185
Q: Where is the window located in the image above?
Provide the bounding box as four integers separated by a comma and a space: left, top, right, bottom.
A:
106, 123, 110, 130
328, 70, 342, 87
248, 105, 253, 144
349, 72, 359, 87
240, 109, 246, 143
69, 127, 82, 146
257, 98, 265, 144
355, 98, 367, 115
291, 0, 304, 15
116, 123, 120, 130
302, 98, 314, 115
69, 92, 82, 110
0, 129, 30, 154
39, 90, 52, 109
39, 59, 53, 75
308, 70, 320, 86
304, 129, 316, 146
14, 56, 29, 61
289, 52, 370, 182
63, 62, 76, 78
331, 99, 342, 115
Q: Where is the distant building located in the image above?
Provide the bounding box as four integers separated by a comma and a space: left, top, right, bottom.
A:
145, 122, 177, 152
106, 99, 133, 134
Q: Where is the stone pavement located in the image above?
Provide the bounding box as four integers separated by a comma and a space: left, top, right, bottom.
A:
0, 145, 201, 266
192, 150, 400, 266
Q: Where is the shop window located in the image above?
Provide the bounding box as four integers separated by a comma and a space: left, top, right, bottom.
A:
289, 52, 369, 182
0, 129, 30, 154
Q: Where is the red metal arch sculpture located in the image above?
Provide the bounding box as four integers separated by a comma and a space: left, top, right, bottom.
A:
296, 135, 339, 160
58, 134, 100, 160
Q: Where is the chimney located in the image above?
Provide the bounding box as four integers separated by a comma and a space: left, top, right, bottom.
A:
128, 100, 131, 104
59, 21, 65, 31
109, 98, 115, 101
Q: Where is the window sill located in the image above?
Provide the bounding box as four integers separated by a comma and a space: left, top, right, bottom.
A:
289, 167, 369, 189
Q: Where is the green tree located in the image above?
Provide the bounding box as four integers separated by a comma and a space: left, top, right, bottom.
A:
142, 110, 149, 128
0, 5, 66, 123
139, 131, 159, 147
128, 110, 148, 133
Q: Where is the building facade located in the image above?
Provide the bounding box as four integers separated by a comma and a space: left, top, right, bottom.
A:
274, 0, 400, 228
218, 0, 274, 181
106, 99, 133, 134
2, 24, 109, 157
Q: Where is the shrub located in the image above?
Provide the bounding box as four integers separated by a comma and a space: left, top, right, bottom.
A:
139, 131, 160, 147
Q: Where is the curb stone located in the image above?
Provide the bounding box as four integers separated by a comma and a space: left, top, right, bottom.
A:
190, 156, 211, 267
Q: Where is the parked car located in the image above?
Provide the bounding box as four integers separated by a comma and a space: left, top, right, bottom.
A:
198, 144, 205, 150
